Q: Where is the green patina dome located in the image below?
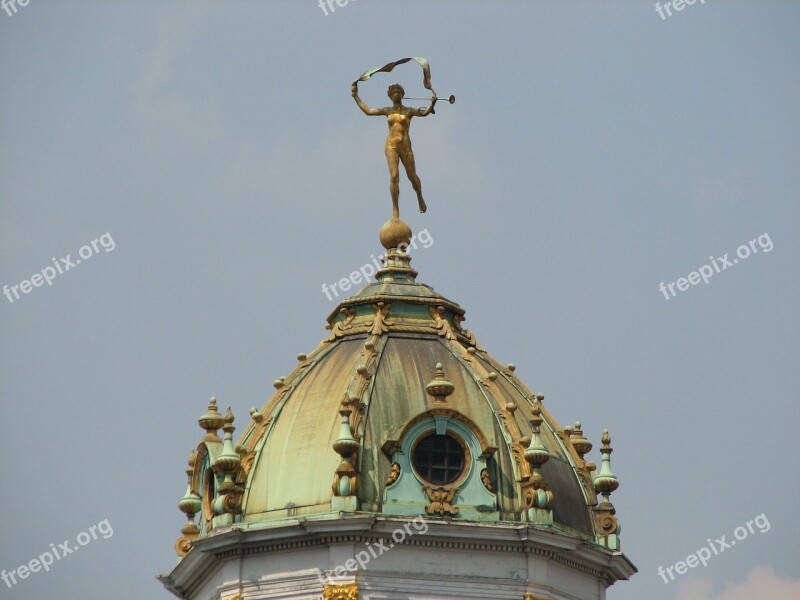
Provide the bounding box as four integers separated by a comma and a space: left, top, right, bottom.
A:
175, 240, 624, 556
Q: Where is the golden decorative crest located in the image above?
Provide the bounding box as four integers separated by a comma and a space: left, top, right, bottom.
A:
370, 302, 393, 336
326, 307, 357, 342
174, 536, 193, 557
452, 314, 484, 351
422, 485, 460, 516
240, 450, 256, 476
510, 441, 533, 479
595, 512, 620, 535
429, 305, 457, 340
323, 582, 359, 600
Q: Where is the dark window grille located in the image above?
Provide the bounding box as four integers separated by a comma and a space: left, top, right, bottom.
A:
412, 434, 465, 485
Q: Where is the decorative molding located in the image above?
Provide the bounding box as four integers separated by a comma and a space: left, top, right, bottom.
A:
328, 293, 464, 322
385, 408, 495, 459
322, 582, 359, 600
206, 529, 611, 580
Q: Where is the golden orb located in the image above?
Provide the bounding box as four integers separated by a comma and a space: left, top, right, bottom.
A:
379, 218, 412, 250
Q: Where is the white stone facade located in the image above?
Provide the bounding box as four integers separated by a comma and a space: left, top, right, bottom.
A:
160, 515, 635, 600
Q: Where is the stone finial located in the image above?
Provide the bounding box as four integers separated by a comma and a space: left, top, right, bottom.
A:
425, 363, 455, 402
332, 408, 359, 458
198, 397, 225, 443
214, 408, 241, 476
570, 421, 593, 460
178, 450, 201, 516
524, 400, 553, 509
332, 408, 360, 500
212, 408, 244, 516
592, 429, 621, 550
593, 429, 619, 503
176, 450, 201, 557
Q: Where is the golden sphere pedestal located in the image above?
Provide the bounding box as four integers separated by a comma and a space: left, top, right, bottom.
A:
379, 218, 412, 250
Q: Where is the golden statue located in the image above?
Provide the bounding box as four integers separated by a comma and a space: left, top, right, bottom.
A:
351, 57, 454, 221
352, 81, 433, 219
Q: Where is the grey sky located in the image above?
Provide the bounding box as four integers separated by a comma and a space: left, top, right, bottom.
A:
1, 1, 798, 599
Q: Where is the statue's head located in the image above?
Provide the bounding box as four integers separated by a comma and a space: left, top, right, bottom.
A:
387, 83, 405, 101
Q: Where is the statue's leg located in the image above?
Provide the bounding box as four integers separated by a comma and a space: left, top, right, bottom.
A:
400, 151, 426, 213
386, 149, 401, 219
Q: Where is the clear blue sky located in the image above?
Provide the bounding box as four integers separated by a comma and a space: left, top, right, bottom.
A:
1, 2, 798, 599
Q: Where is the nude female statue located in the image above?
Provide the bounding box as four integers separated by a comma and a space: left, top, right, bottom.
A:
351, 82, 435, 219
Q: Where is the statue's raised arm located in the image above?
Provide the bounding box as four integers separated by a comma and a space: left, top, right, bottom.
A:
351, 83, 387, 116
